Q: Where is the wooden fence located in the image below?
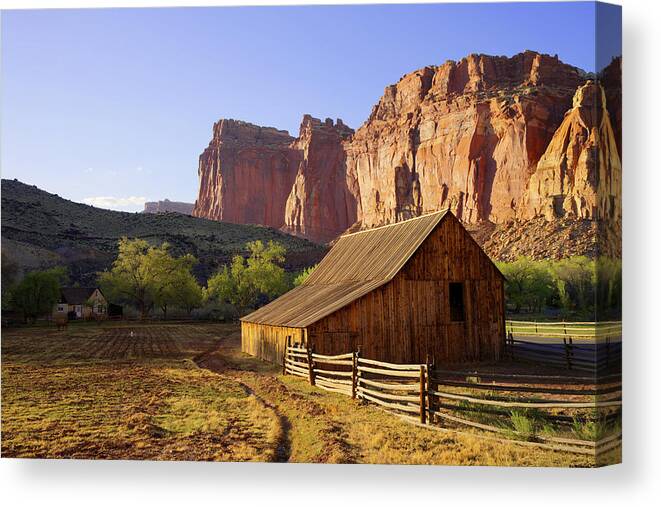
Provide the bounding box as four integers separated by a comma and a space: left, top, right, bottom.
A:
505, 320, 622, 341
504, 320, 622, 373
506, 333, 622, 372
283, 343, 622, 456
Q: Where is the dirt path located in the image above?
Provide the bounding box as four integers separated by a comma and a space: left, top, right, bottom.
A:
190, 328, 612, 467
195, 337, 357, 464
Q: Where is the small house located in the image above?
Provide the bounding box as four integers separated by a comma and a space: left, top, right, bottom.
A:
241, 210, 505, 366
53, 287, 108, 320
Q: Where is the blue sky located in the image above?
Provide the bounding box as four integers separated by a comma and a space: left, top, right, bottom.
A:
1, 2, 621, 211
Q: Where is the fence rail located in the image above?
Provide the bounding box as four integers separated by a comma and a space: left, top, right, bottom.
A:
505, 320, 622, 341
283, 343, 622, 456
506, 332, 622, 372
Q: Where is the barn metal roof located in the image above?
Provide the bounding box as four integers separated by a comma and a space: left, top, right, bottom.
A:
240, 210, 449, 328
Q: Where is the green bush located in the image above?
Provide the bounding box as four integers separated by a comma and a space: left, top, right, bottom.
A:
508, 409, 537, 440
571, 417, 610, 441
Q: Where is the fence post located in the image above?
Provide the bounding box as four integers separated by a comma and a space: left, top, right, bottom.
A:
563, 337, 573, 370
307, 345, 315, 386
419, 364, 427, 425
508, 331, 515, 361
282, 335, 290, 375
354, 346, 362, 400
425, 354, 434, 424
351, 348, 359, 399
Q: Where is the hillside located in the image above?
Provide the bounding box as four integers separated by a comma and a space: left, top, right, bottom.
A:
1, 179, 327, 285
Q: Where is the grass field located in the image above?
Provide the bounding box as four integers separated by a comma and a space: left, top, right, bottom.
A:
1, 322, 610, 466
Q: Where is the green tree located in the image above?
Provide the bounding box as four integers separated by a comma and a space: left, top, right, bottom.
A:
497, 257, 554, 313
1, 251, 20, 311
153, 263, 204, 319
98, 238, 199, 320
207, 240, 289, 309
11, 267, 67, 323
293, 264, 317, 287
548, 256, 596, 314
175, 274, 205, 316
595, 257, 621, 318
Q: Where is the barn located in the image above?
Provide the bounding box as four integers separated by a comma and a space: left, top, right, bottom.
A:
241, 210, 505, 366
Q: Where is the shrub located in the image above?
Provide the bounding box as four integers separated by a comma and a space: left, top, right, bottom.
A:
571, 417, 609, 441
509, 409, 537, 440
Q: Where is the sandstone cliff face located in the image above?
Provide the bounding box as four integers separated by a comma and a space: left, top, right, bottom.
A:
282, 116, 356, 243
600, 57, 622, 157
520, 81, 621, 223
192, 119, 301, 228
192, 51, 621, 259
144, 199, 194, 215
346, 51, 585, 228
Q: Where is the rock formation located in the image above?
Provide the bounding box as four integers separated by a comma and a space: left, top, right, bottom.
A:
192, 119, 301, 229
282, 116, 356, 242
192, 51, 621, 259
346, 51, 585, 228
519, 81, 621, 223
599, 56, 622, 158
144, 199, 194, 215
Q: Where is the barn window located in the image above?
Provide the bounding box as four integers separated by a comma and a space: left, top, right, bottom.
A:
449, 282, 465, 322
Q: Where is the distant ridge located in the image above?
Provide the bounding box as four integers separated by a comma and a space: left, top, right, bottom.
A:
143, 199, 194, 215
1, 179, 326, 285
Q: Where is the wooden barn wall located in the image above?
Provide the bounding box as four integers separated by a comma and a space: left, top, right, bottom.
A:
241, 322, 305, 365
307, 215, 505, 364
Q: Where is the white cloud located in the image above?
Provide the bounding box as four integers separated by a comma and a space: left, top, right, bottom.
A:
84, 167, 94, 173
136, 166, 143, 172
83, 196, 147, 211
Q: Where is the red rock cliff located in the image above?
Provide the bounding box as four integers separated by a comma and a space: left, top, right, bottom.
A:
345, 51, 585, 228
192, 51, 621, 257
192, 119, 301, 228
282, 115, 356, 243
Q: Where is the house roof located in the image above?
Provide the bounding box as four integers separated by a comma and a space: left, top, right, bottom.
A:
241, 210, 451, 328
60, 287, 102, 305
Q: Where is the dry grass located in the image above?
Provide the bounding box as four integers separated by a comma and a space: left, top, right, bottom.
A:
1, 322, 280, 461
1, 322, 618, 466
